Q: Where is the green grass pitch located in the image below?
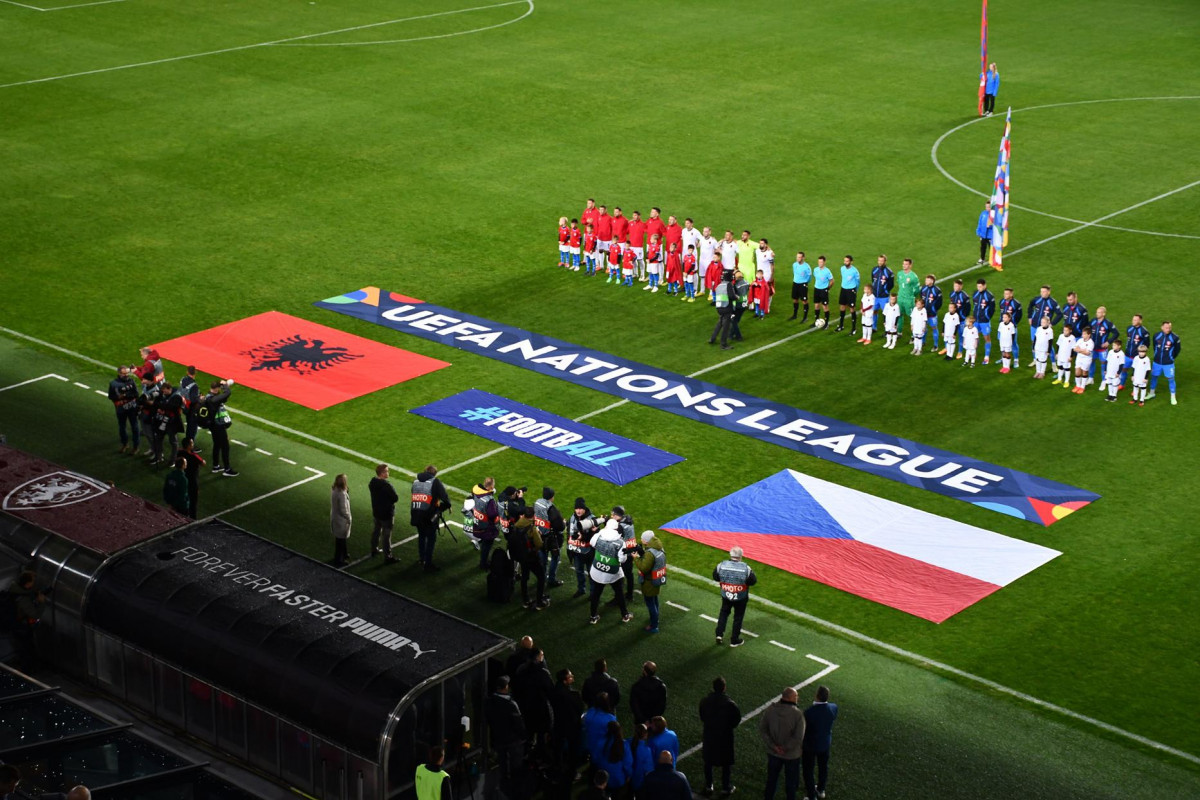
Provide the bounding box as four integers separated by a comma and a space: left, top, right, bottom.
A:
1, 0, 1198, 797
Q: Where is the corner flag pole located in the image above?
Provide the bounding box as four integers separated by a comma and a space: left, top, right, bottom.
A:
977, 0, 988, 116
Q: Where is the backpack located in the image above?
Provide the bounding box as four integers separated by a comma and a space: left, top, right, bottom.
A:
486, 548, 514, 603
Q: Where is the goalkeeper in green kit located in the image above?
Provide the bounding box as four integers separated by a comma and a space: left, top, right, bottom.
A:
895, 258, 921, 335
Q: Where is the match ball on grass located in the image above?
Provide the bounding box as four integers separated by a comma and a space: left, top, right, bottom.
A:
814, 318, 826, 329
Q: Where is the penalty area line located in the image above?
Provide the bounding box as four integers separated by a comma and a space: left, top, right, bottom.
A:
0, 373, 68, 393
208, 468, 326, 518
669, 564, 1200, 767
678, 656, 840, 763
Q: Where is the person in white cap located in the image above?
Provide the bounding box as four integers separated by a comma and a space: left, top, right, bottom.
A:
713, 547, 757, 647
635, 531, 667, 633
588, 518, 633, 624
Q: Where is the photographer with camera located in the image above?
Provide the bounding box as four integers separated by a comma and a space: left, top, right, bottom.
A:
567, 497, 599, 598
199, 378, 237, 477
107, 364, 141, 454
411, 465, 450, 572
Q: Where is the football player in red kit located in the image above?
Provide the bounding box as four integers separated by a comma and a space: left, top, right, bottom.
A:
611, 207, 629, 245
596, 204, 614, 261
627, 211, 648, 281
581, 198, 600, 232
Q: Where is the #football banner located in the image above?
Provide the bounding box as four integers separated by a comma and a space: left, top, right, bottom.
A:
411, 389, 684, 486
317, 288, 1100, 526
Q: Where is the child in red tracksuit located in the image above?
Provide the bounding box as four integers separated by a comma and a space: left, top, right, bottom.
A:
664, 243, 682, 295
750, 269, 774, 318
606, 241, 622, 284
557, 217, 569, 267
621, 245, 636, 287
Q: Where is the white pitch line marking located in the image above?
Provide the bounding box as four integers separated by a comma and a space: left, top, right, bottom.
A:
209, 468, 326, 517
0, 0, 534, 90
770, 640, 796, 652
699, 613, 718, 623
0, 373, 61, 392
231, 439, 247, 447
254, 447, 273, 456
43, 0, 128, 9
0, 0, 45, 10
278, 457, 296, 465
740, 629, 759, 639
670, 565, 1200, 767
277, 0, 533, 47
72, 381, 90, 389
303, 466, 323, 475
666, 600, 690, 612
931, 95, 1200, 239
679, 658, 839, 763
806, 653, 837, 667
94, 389, 107, 396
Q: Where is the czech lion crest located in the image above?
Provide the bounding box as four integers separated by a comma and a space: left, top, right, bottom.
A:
3, 471, 109, 511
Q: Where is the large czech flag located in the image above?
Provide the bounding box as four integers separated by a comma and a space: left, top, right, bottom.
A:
662, 469, 1060, 623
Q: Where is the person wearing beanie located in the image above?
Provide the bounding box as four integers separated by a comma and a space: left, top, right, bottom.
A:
512, 507, 548, 610
567, 497, 599, 598
534, 487, 567, 590
588, 518, 633, 624
635, 531, 667, 633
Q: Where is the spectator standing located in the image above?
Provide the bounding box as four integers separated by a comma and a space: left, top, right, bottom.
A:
330, 473, 352, 567
637, 750, 692, 800
484, 675, 526, 800
549, 668, 584, 792
592, 721, 633, 793
582, 658, 620, 709
410, 465, 450, 572
635, 531, 667, 633
759, 688, 805, 800
368, 464, 399, 564
107, 365, 141, 454
628, 723, 656, 794
699, 677, 741, 797
582, 692, 618, 766
982, 62, 1000, 115
801, 686, 839, 800
630, 662, 668, 726
162, 457, 189, 515
513, 648, 555, 752
647, 716, 680, 766
178, 438, 205, 519
713, 547, 757, 647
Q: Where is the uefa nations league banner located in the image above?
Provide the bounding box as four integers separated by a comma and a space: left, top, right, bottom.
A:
317, 288, 1099, 526
411, 389, 683, 485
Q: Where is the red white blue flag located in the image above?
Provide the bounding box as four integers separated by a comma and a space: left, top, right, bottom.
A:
977, 0, 988, 115
662, 469, 1061, 623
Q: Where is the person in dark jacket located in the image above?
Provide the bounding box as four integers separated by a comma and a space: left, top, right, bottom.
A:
368, 463, 399, 563
580, 770, 608, 800
582, 658, 620, 709
630, 661, 668, 725
107, 364, 141, 454
512, 508, 548, 610
150, 382, 184, 466
699, 676, 741, 796
485, 675, 526, 800
162, 457, 189, 515
549, 668, 584, 788
536, 487, 567, 588
513, 649, 555, 751
567, 497, 599, 598
178, 438, 205, 519
202, 379, 237, 476
471, 478, 502, 569
410, 464, 450, 572
179, 365, 202, 442
505, 635, 538, 679
801, 686, 839, 800
637, 750, 692, 800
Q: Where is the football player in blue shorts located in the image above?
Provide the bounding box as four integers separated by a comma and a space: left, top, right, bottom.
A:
971, 278, 997, 365
1149, 321, 1181, 405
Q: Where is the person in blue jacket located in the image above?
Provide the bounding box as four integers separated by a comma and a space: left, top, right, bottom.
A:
1149, 320, 1182, 405
1027, 285, 1062, 366
583, 693, 618, 766
801, 686, 840, 800
628, 722, 657, 793
982, 63, 1000, 116
593, 720, 633, 793
976, 202, 993, 264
